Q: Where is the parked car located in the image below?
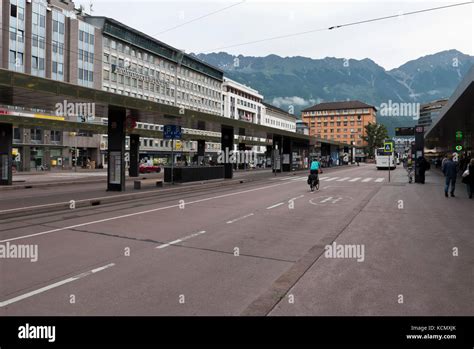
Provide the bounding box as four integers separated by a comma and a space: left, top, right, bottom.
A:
139, 164, 161, 173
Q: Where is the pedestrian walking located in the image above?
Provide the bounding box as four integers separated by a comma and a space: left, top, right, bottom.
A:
416, 156, 429, 184
442, 154, 458, 197
461, 158, 474, 199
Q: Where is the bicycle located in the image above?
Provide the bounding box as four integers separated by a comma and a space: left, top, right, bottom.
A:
309, 174, 320, 192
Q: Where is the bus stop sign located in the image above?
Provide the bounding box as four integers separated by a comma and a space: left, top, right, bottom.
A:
164, 125, 182, 140
384, 142, 393, 152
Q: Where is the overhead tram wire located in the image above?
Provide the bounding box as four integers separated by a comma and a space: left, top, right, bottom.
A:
204, 1, 473, 52
153, 0, 247, 36
2, 1, 471, 75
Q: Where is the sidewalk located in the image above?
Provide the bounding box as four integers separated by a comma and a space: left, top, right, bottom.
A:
270, 168, 474, 316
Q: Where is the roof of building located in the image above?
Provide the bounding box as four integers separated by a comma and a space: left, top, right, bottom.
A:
302, 100, 377, 113
420, 99, 449, 111
262, 101, 296, 119
84, 16, 224, 81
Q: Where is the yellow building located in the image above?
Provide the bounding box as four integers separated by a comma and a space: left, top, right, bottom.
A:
301, 101, 377, 147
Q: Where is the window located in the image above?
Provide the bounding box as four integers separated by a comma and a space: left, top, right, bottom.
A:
31, 128, 42, 142
11, 4, 17, 17
32, 56, 39, 69
50, 130, 61, 142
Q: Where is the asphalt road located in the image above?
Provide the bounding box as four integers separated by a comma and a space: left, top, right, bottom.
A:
1, 163, 473, 315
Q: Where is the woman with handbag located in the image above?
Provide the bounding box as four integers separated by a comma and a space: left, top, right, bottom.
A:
462, 158, 474, 199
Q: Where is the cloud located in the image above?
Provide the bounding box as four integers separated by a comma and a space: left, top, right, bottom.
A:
271, 96, 316, 108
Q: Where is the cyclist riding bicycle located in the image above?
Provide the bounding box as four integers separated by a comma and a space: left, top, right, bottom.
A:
308, 158, 321, 190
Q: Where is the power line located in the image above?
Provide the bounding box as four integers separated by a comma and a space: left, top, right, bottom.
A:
204, 1, 472, 52
154, 0, 246, 36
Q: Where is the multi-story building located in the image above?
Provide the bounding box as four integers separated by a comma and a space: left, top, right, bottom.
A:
301, 100, 377, 147
262, 102, 296, 132
2, 0, 102, 86
417, 99, 448, 129
222, 77, 263, 123
1, 1, 226, 171
296, 120, 309, 135
84, 16, 223, 115
1, 0, 103, 170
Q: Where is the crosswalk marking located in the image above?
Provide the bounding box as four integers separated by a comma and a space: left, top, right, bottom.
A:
336, 177, 351, 182
362, 178, 373, 182
325, 177, 339, 181
349, 177, 361, 182
375, 178, 385, 182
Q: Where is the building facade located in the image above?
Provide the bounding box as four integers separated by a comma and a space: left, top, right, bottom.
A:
85, 16, 223, 115
1, 0, 103, 170
417, 99, 448, 129
262, 102, 296, 132
222, 77, 263, 123
301, 100, 377, 147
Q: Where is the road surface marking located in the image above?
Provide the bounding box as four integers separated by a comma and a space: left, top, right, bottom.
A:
157, 230, 206, 248
375, 178, 385, 182
332, 197, 343, 203
226, 213, 255, 224
266, 202, 284, 210
0, 263, 115, 308
349, 177, 361, 182
336, 177, 351, 182
0, 180, 298, 243
320, 197, 334, 203
319, 177, 328, 180
362, 178, 373, 182
325, 177, 339, 181
288, 195, 304, 202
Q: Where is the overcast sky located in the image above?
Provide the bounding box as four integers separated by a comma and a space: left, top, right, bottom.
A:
74, 0, 473, 70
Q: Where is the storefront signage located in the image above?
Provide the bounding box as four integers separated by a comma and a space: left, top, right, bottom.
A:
111, 65, 169, 88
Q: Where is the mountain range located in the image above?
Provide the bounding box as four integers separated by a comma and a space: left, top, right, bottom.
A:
194, 49, 474, 135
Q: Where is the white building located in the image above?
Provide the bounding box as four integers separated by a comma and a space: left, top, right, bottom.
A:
262, 102, 296, 132
222, 78, 264, 123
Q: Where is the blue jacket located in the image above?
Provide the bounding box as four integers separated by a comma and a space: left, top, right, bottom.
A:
442, 160, 457, 178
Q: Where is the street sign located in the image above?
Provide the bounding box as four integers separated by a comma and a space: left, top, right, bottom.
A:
384, 142, 393, 152
174, 140, 182, 150
164, 125, 182, 140
395, 127, 415, 136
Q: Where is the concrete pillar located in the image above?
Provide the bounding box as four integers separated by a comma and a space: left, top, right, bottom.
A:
282, 136, 292, 172
0, 123, 13, 185
272, 135, 282, 173
221, 126, 234, 178
22, 145, 31, 171
129, 134, 140, 177
107, 106, 126, 191
197, 139, 205, 165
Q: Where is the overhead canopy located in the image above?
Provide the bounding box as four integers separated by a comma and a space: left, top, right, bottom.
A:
425, 65, 474, 152
0, 69, 302, 140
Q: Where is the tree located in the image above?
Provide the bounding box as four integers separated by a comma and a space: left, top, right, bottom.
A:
363, 123, 388, 158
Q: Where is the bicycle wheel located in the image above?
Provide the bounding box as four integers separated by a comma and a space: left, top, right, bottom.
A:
315, 180, 320, 191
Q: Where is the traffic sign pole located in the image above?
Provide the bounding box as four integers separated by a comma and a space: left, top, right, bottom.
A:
171, 139, 174, 185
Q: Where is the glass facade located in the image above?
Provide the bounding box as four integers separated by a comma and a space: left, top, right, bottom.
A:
8, 0, 25, 73
51, 10, 65, 81
78, 21, 95, 87
31, 0, 47, 77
